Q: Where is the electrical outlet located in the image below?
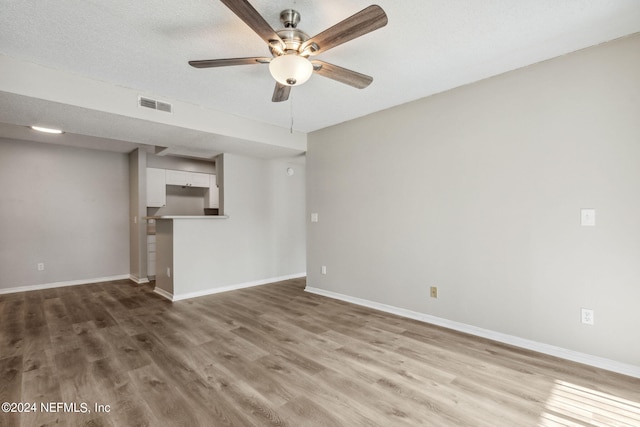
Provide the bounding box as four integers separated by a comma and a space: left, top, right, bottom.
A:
581, 308, 594, 325
321, 265, 327, 275
311, 213, 319, 223
37, 262, 45, 271
167, 267, 171, 278
430, 286, 438, 298
580, 209, 596, 226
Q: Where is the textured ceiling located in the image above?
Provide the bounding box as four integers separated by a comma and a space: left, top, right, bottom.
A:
1, 0, 639, 154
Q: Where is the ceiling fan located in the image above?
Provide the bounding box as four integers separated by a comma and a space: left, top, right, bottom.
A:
189, 0, 388, 102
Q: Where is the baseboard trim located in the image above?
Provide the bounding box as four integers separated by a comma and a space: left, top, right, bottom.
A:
0, 274, 131, 295
169, 272, 306, 302
305, 286, 640, 379
153, 287, 174, 301
129, 274, 150, 285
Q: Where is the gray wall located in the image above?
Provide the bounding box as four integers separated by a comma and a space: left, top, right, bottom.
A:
165, 153, 306, 296
129, 148, 147, 282
222, 153, 307, 279
148, 185, 208, 217
307, 34, 640, 366
0, 138, 130, 290
146, 154, 215, 174
217, 153, 306, 282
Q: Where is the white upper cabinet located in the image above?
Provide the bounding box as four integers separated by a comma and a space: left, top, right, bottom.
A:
189, 172, 211, 188
165, 170, 210, 188
146, 168, 166, 207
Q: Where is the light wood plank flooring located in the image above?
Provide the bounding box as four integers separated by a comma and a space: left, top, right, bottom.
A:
1, 278, 638, 426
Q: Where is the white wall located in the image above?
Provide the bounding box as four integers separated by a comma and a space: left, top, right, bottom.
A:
161, 153, 306, 297
0, 138, 130, 290
307, 34, 640, 368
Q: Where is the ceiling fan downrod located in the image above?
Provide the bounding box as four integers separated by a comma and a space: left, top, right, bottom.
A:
280, 9, 301, 28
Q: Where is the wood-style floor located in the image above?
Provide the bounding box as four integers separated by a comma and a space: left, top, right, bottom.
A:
1, 278, 639, 427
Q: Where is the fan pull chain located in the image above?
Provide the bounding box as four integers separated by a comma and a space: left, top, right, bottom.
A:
290, 96, 294, 134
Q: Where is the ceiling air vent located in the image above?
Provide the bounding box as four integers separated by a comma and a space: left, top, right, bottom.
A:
138, 96, 172, 113
156, 101, 172, 113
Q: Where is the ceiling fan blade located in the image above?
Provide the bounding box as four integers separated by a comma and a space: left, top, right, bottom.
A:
312, 60, 373, 89
272, 83, 291, 102
220, 0, 285, 49
301, 5, 387, 56
189, 57, 270, 68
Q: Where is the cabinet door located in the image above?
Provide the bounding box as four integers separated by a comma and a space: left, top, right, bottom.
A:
165, 170, 210, 188
146, 168, 166, 207
165, 169, 190, 186
205, 174, 219, 208
189, 172, 210, 188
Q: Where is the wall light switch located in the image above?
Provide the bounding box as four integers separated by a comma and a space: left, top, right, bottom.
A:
580, 209, 596, 226
430, 286, 438, 298
311, 213, 319, 223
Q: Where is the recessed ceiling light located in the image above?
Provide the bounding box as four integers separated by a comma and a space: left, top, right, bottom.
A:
30, 126, 64, 134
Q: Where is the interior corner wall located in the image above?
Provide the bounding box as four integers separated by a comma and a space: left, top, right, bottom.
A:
0, 138, 130, 290
306, 34, 640, 367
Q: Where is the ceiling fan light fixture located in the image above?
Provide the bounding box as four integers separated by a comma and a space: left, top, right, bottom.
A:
269, 54, 313, 86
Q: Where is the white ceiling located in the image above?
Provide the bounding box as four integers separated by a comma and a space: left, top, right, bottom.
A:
1, 0, 639, 156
